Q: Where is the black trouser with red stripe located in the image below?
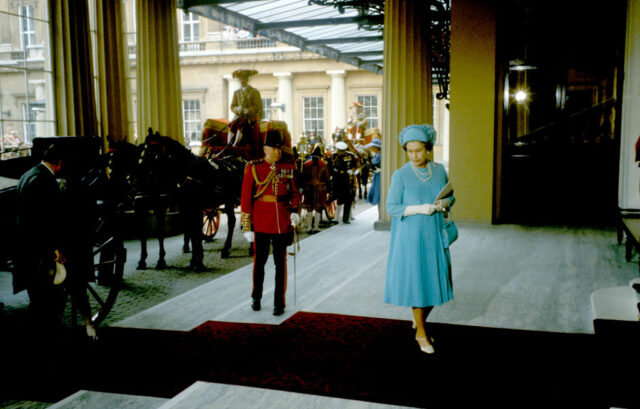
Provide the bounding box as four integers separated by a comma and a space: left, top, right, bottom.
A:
252, 231, 293, 309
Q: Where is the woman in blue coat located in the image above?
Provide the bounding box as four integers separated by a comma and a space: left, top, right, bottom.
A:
384, 124, 455, 354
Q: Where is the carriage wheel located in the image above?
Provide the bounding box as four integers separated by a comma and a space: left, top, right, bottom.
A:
325, 199, 337, 220
202, 208, 221, 241
88, 235, 126, 326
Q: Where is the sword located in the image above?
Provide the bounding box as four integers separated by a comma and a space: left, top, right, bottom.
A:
288, 223, 300, 305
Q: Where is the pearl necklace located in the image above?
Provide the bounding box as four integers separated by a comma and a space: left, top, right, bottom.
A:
412, 162, 432, 182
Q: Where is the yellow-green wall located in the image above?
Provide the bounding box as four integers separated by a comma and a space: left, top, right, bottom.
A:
449, 0, 496, 223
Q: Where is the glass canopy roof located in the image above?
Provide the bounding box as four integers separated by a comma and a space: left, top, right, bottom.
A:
179, 0, 385, 74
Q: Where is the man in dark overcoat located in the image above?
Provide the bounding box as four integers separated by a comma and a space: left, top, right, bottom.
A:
15, 143, 67, 336
330, 141, 359, 224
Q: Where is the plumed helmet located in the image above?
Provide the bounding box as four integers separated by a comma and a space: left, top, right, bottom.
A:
398, 124, 437, 147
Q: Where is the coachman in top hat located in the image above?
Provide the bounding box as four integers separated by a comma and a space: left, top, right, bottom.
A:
230, 69, 263, 147
240, 129, 301, 316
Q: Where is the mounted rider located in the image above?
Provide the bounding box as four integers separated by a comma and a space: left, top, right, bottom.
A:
230, 68, 263, 158
346, 101, 367, 144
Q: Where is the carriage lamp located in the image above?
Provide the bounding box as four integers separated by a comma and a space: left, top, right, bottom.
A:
514, 90, 528, 103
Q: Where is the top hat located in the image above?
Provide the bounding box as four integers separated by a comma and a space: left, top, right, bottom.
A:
264, 130, 283, 148
232, 69, 258, 80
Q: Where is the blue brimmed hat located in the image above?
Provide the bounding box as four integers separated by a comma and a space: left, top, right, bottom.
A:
398, 124, 436, 146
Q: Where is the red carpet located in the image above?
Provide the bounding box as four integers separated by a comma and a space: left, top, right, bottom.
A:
2, 311, 638, 408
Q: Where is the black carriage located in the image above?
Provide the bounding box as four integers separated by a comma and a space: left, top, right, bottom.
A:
0, 136, 126, 327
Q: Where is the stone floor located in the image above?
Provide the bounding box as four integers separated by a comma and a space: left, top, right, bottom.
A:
2, 196, 638, 408
0, 198, 376, 409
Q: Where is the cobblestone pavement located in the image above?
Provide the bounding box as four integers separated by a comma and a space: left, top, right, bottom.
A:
0, 198, 375, 408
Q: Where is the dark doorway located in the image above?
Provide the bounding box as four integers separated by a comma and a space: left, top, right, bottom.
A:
494, 0, 627, 226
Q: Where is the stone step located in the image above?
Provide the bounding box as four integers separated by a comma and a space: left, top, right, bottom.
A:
157, 381, 418, 409
591, 285, 639, 322
47, 390, 169, 409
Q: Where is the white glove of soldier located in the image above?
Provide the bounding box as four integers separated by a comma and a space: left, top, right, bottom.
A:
354, 169, 360, 175
243, 231, 254, 242
290, 213, 301, 226
403, 204, 437, 217
347, 169, 354, 175
434, 198, 451, 212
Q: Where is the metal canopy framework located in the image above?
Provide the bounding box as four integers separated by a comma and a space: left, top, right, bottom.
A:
178, 0, 385, 75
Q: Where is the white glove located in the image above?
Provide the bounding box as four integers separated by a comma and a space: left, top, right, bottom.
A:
403, 204, 437, 217
354, 169, 360, 175
290, 213, 301, 226
243, 231, 254, 242
434, 198, 451, 211
421, 204, 437, 215
347, 169, 354, 175
403, 205, 422, 216
243, 108, 249, 114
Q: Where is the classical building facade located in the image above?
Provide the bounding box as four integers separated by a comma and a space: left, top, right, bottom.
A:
0, 1, 448, 163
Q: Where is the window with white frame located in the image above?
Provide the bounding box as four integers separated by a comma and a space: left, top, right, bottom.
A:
0, 2, 54, 157
262, 97, 273, 120
20, 5, 35, 50
303, 96, 324, 136
356, 95, 379, 129
182, 11, 199, 42
183, 99, 202, 144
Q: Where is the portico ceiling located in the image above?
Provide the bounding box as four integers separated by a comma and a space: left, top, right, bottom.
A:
177, 0, 385, 75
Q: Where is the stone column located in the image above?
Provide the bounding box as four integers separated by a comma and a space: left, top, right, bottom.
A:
327, 70, 347, 133
619, 0, 640, 210
274, 72, 293, 134
224, 74, 240, 120
376, 0, 433, 229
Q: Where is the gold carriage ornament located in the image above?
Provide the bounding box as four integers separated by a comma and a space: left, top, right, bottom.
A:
297, 133, 310, 158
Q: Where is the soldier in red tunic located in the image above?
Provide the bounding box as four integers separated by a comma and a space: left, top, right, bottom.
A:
241, 130, 301, 316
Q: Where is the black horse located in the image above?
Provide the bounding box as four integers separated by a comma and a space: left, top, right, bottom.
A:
132, 129, 244, 271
